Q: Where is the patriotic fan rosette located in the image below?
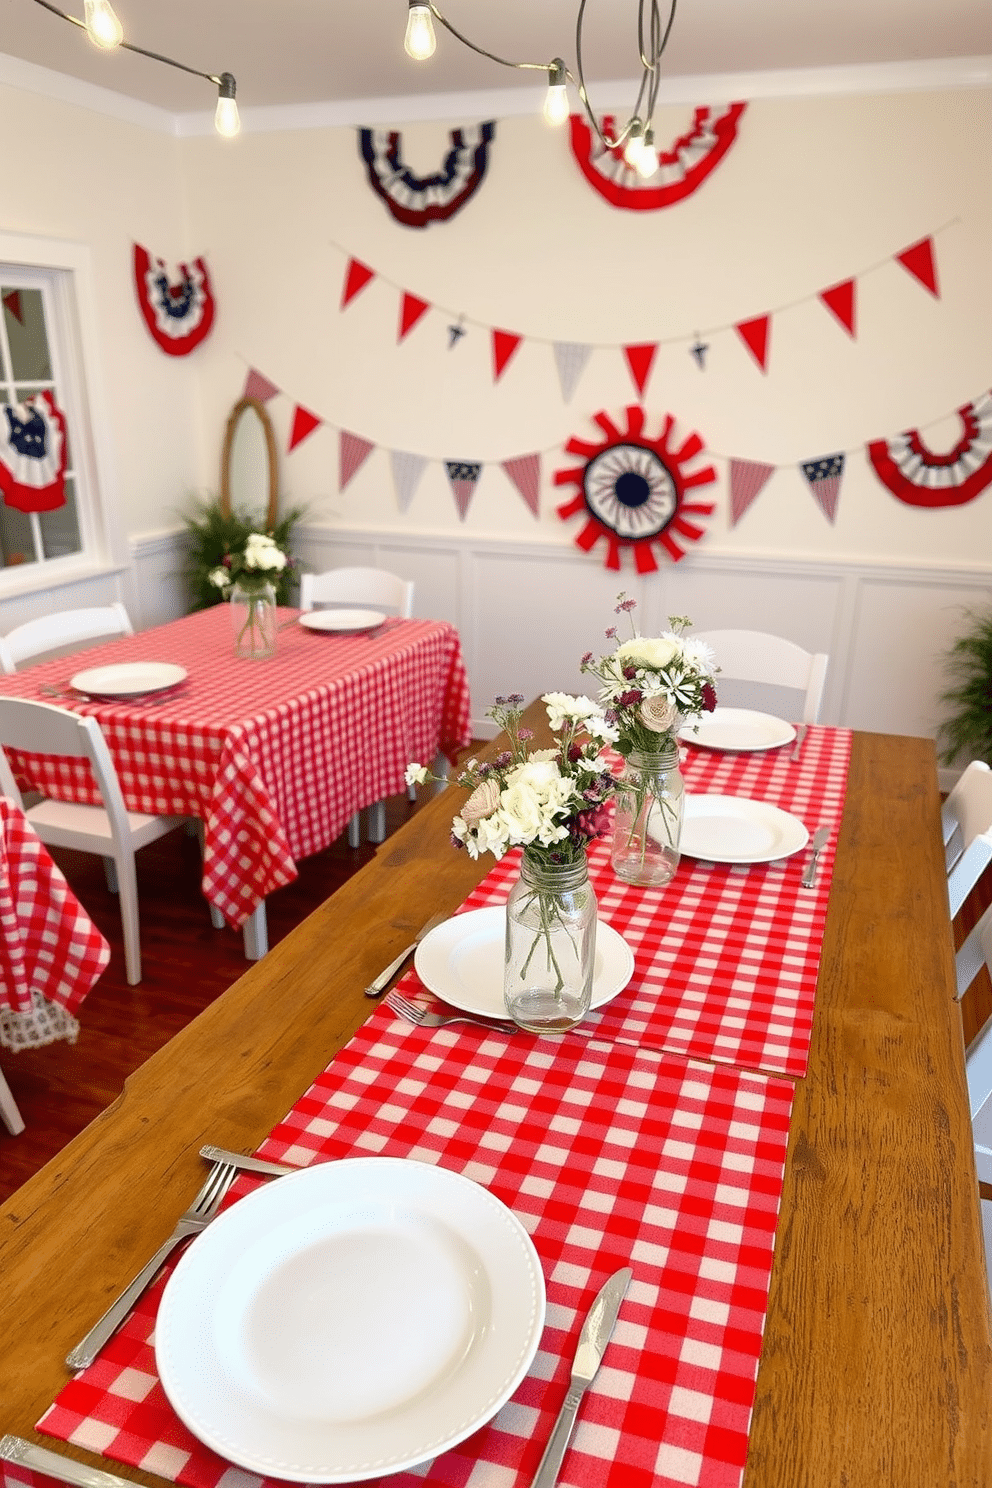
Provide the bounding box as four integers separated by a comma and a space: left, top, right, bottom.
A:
133, 243, 216, 356
0, 390, 68, 512
867, 390, 992, 507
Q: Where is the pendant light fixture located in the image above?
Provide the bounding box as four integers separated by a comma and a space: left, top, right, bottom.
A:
403, 0, 677, 162
30, 0, 240, 137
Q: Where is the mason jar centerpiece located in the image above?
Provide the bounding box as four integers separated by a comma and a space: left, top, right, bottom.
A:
581, 598, 718, 888
406, 692, 617, 1034
207, 531, 288, 660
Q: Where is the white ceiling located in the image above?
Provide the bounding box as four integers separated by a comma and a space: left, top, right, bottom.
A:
2, 0, 990, 119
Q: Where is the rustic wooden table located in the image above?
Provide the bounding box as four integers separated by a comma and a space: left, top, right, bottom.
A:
1, 727, 989, 1486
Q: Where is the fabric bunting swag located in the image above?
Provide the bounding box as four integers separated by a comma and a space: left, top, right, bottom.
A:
337, 229, 946, 397
0, 390, 68, 513
568, 103, 747, 211
866, 390, 992, 507
132, 244, 215, 356
358, 123, 496, 229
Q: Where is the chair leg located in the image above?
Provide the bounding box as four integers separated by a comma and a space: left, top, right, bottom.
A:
367, 800, 386, 844
0, 1065, 25, 1136
243, 902, 269, 960
209, 904, 225, 930
348, 812, 361, 849
115, 849, 142, 985
103, 856, 119, 893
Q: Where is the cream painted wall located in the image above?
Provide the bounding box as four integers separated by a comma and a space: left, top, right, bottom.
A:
180, 88, 992, 567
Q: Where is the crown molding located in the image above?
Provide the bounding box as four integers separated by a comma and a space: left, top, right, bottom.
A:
2, 48, 990, 138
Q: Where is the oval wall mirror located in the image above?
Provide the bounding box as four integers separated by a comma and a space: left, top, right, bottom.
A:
220, 397, 279, 527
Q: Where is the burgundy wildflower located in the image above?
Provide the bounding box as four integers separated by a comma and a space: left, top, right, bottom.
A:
702, 682, 717, 713
618, 689, 642, 707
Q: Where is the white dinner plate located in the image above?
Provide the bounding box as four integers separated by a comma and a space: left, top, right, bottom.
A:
680, 707, 796, 752
414, 904, 634, 1018
679, 794, 809, 864
299, 608, 386, 633
69, 661, 187, 697
156, 1157, 545, 1483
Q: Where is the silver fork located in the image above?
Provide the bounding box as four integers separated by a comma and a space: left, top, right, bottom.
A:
65, 1160, 237, 1370
386, 989, 511, 1033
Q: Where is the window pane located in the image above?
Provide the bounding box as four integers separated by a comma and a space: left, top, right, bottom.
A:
39, 475, 81, 558
0, 501, 38, 568
3, 287, 52, 383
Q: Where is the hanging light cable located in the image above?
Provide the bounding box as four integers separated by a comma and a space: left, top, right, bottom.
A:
30, 0, 239, 137
403, 0, 678, 151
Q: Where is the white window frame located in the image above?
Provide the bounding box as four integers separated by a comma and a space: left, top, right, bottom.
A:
0, 230, 126, 600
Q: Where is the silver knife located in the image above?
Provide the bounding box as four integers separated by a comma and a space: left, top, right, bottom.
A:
801, 826, 830, 888
529, 1266, 632, 1488
199, 1144, 300, 1178
790, 723, 808, 761
364, 910, 447, 997
0, 1437, 139, 1488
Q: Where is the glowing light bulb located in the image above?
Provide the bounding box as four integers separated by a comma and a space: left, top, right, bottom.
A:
623, 120, 644, 171
83, 0, 123, 49
404, 3, 437, 60
635, 126, 658, 177
214, 73, 240, 137
543, 57, 568, 126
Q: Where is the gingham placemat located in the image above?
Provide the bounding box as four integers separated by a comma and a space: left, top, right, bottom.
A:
0, 795, 109, 1050
39, 1011, 794, 1488
397, 726, 850, 1078
0, 609, 472, 928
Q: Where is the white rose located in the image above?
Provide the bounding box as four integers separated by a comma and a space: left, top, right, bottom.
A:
640, 694, 678, 733
404, 762, 429, 787
208, 567, 231, 589
614, 636, 679, 671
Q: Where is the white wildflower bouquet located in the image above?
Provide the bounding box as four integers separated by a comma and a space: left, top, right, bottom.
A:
580, 594, 718, 755
208, 531, 289, 596
406, 692, 618, 866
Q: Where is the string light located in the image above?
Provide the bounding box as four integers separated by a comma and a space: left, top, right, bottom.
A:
403, 0, 678, 155
30, 0, 239, 138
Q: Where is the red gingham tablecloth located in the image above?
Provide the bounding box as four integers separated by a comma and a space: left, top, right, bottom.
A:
397, 726, 851, 1079
0, 609, 472, 928
38, 1007, 794, 1488
0, 794, 109, 1050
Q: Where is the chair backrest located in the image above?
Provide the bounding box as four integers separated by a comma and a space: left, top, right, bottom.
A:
299, 567, 414, 618
0, 697, 133, 851
690, 628, 829, 725
0, 603, 134, 671
956, 902, 992, 1182
943, 760, 992, 870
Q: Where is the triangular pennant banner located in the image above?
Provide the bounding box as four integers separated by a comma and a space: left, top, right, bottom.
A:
242, 368, 281, 403
800, 452, 845, 522
896, 236, 939, 297
492, 329, 522, 381
501, 453, 541, 516
735, 315, 770, 372
445, 460, 482, 521
341, 257, 375, 308
623, 343, 657, 399
819, 279, 856, 337
399, 292, 430, 342
2, 290, 23, 324
287, 405, 322, 453
728, 459, 776, 525
552, 342, 593, 403
390, 450, 428, 512
339, 430, 375, 491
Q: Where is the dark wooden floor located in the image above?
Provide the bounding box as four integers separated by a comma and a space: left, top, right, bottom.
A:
2, 788, 990, 1207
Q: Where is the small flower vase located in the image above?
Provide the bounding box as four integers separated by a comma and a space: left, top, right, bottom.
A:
504, 849, 597, 1034
230, 579, 277, 660
611, 742, 684, 887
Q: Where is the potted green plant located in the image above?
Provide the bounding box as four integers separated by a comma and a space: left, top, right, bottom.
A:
938, 606, 992, 765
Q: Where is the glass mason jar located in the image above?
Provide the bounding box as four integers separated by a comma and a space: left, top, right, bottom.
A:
611, 742, 684, 887
504, 850, 597, 1034
230, 579, 277, 660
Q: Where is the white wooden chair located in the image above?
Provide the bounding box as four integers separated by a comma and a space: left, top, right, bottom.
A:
0, 603, 134, 674
0, 1065, 25, 1135
955, 903, 992, 1188
0, 698, 184, 986
690, 629, 829, 725
300, 567, 416, 845
943, 761, 992, 919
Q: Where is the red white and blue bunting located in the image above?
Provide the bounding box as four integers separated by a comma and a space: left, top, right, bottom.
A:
0, 391, 68, 513
133, 244, 215, 356
866, 391, 992, 507
568, 103, 747, 211
358, 123, 496, 229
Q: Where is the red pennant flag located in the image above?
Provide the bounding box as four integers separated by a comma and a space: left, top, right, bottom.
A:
819, 279, 856, 337
492, 329, 522, 381
623, 344, 658, 399
735, 315, 770, 372
896, 237, 939, 298
242, 368, 280, 403
728, 458, 776, 526
398, 292, 430, 342
288, 405, 321, 453
341, 258, 375, 309
2, 290, 23, 324
501, 454, 541, 516
339, 430, 375, 490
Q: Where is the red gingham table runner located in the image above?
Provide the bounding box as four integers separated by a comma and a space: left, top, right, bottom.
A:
38, 1007, 794, 1488
0, 609, 472, 928
397, 726, 851, 1079
0, 794, 109, 1050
